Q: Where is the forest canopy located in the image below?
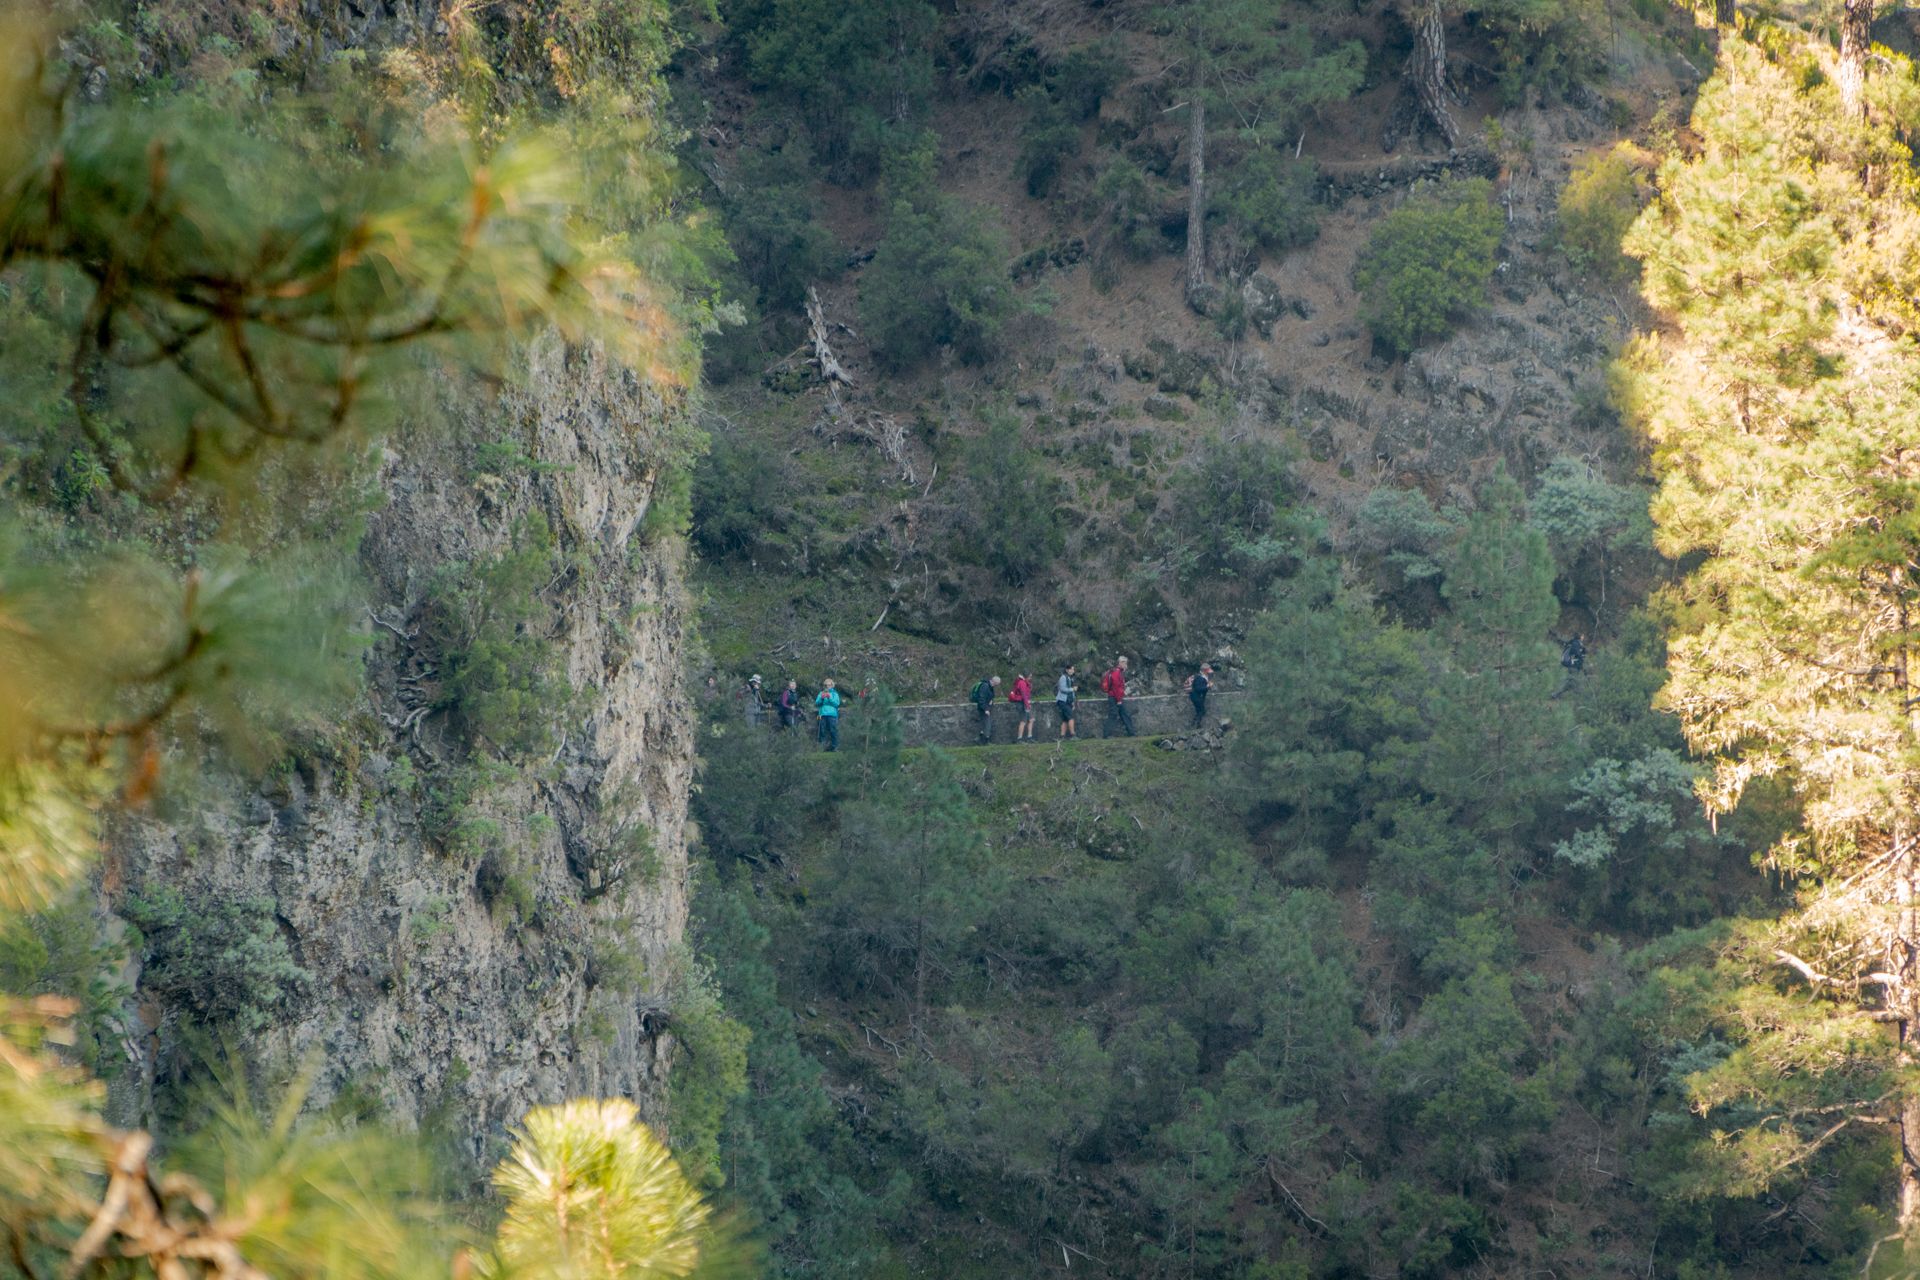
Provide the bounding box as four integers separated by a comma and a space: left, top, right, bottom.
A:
14, 0, 1920, 1277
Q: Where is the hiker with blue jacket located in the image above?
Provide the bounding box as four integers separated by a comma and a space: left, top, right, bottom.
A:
815, 678, 842, 751
1055, 665, 1078, 739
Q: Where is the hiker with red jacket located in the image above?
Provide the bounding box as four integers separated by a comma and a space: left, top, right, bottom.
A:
1009, 672, 1035, 742
1101, 656, 1135, 738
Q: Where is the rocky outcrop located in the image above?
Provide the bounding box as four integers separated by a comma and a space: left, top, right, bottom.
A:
109, 334, 695, 1166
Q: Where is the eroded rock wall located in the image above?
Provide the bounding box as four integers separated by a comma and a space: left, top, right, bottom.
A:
110, 335, 694, 1164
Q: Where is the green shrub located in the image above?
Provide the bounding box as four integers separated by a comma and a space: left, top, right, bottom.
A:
1355, 178, 1504, 354
419, 757, 512, 853
1209, 285, 1254, 342
1167, 437, 1309, 585
1213, 150, 1319, 251
120, 887, 309, 1037
663, 951, 750, 1189
1528, 455, 1651, 573
690, 428, 780, 559
1552, 748, 1731, 933
692, 718, 822, 873
725, 136, 842, 313
958, 412, 1064, 587
475, 846, 538, 924
469, 438, 563, 480
738, 0, 937, 182
0, 893, 123, 1071
1350, 486, 1455, 593
1476, 0, 1606, 105
1556, 144, 1645, 284
1049, 42, 1127, 120
640, 463, 694, 545
427, 516, 571, 759
1016, 85, 1082, 198
861, 143, 1016, 368
1089, 157, 1168, 280
408, 895, 454, 944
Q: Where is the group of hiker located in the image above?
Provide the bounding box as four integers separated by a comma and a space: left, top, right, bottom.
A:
715, 657, 1216, 752
714, 629, 1587, 752
722, 674, 847, 749
966, 657, 1214, 744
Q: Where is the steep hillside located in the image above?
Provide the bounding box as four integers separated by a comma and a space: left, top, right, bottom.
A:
684, 0, 1707, 700
671, 2, 1920, 1277
17, 0, 1920, 1277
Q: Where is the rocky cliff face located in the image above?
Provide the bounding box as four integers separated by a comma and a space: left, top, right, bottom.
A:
109, 334, 695, 1165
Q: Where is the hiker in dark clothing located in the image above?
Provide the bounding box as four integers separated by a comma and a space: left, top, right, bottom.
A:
1101, 657, 1134, 738
1055, 665, 1078, 739
1186, 663, 1213, 727
1552, 633, 1588, 699
971, 675, 1001, 743
777, 678, 800, 729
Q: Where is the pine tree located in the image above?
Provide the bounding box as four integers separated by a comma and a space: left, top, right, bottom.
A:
1839, 0, 1874, 119
693, 884, 894, 1278
812, 747, 987, 1024
1230, 557, 1428, 881
1406, 0, 1459, 147
738, 0, 937, 180
1382, 953, 1553, 1188
1423, 465, 1571, 853
1622, 31, 1920, 1245
489, 1099, 749, 1279
1151, 0, 1362, 306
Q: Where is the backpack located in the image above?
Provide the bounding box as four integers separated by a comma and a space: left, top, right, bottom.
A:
971, 680, 994, 708
1181, 675, 1194, 694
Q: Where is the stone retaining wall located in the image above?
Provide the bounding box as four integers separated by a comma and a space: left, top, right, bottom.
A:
889, 690, 1248, 748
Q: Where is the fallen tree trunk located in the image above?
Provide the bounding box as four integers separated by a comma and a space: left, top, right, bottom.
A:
805, 285, 855, 396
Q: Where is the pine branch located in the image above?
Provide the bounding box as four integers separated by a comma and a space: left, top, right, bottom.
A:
1773, 949, 1840, 986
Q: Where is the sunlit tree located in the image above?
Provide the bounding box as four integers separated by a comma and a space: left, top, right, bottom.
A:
1623, 28, 1920, 1249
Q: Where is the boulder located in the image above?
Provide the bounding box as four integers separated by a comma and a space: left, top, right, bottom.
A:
1239, 273, 1311, 335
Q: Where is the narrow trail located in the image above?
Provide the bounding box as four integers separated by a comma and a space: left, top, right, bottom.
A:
754, 690, 1250, 750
